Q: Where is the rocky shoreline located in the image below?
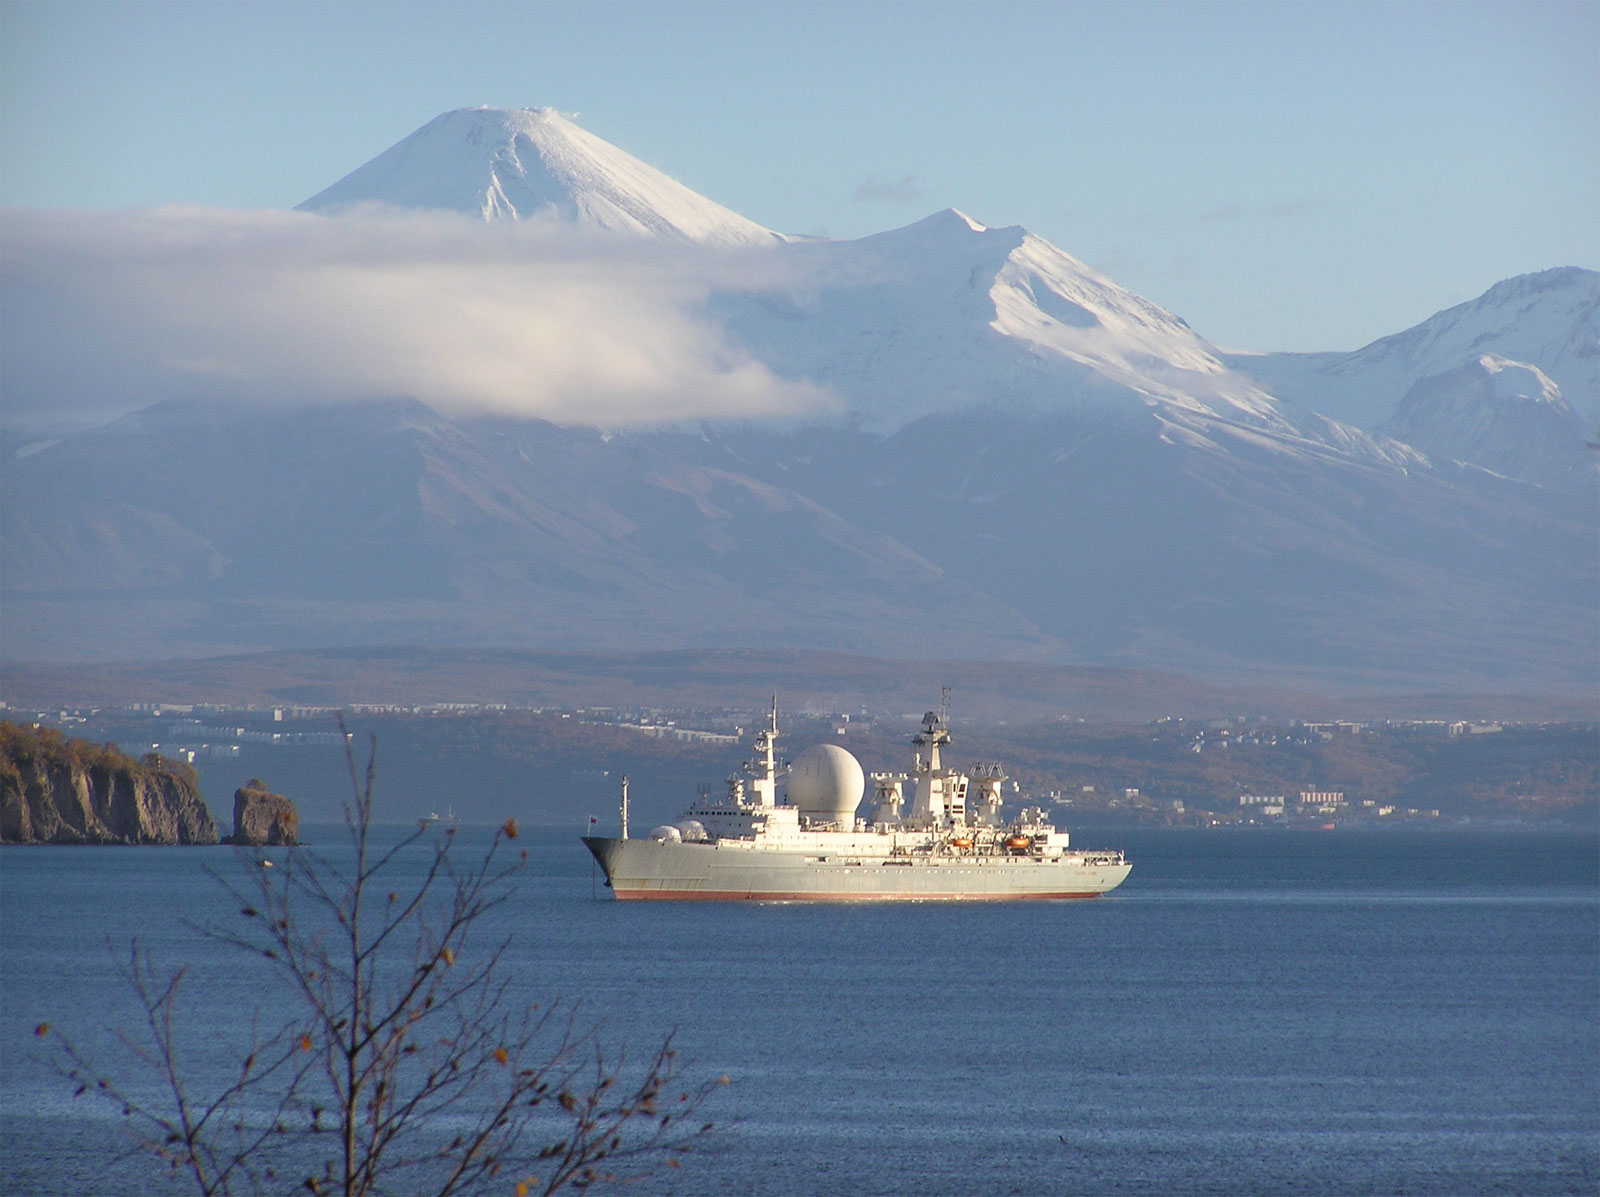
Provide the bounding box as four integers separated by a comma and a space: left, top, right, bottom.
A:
1, 722, 297, 846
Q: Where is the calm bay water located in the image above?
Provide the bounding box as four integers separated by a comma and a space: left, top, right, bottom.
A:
3, 826, 1596, 1196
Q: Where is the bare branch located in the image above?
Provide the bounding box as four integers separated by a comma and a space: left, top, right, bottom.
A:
52, 719, 718, 1195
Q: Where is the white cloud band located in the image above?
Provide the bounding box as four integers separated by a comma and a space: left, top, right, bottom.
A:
0, 206, 838, 427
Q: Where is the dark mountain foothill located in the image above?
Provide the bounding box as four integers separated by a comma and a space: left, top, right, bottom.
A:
3, 398, 1594, 695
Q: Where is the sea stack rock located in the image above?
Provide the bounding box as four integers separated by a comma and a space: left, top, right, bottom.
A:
228, 780, 300, 846
0, 722, 218, 845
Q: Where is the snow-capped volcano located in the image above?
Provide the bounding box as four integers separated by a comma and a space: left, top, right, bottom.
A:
299, 107, 779, 246
296, 109, 1304, 435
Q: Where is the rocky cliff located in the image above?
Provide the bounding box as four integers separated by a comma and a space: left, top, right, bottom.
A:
0, 722, 218, 845
225, 779, 299, 846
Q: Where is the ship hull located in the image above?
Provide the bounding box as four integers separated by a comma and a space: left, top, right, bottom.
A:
582, 836, 1131, 901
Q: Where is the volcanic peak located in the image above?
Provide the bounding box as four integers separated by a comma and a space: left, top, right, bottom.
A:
299, 106, 779, 247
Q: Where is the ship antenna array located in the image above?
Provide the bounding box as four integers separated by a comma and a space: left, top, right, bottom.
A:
940, 686, 951, 727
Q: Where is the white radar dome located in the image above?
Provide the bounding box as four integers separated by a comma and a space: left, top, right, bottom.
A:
787, 744, 865, 827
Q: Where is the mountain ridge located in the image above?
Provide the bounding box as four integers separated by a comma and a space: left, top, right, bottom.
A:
1223, 267, 1599, 428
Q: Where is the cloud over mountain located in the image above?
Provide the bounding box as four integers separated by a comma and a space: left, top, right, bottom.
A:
0, 205, 835, 426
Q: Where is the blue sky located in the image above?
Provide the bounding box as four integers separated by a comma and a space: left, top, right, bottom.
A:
2, 0, 1595, 352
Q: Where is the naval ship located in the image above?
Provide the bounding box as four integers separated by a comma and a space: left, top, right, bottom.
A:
581, 702, 1131, 901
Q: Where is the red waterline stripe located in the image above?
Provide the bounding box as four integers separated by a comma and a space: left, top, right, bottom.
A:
609, 889, 1105, 901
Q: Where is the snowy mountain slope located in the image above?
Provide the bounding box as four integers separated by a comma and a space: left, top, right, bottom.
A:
709, 210, 1438, 492
714, 209, 1321, 437
1378, 355, 1595, 493
1223, 268, 1599, 427
299, 107, 779, 246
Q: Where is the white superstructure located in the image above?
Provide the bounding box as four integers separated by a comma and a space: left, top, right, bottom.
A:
582, 701, 1131, 901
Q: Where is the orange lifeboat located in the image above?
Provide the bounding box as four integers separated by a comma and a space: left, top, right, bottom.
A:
1004, 835, 1032, 851
948, 836, 972, 849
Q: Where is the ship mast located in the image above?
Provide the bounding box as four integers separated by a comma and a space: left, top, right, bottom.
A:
910, 701, 957, 826
746, 694, 781, 809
